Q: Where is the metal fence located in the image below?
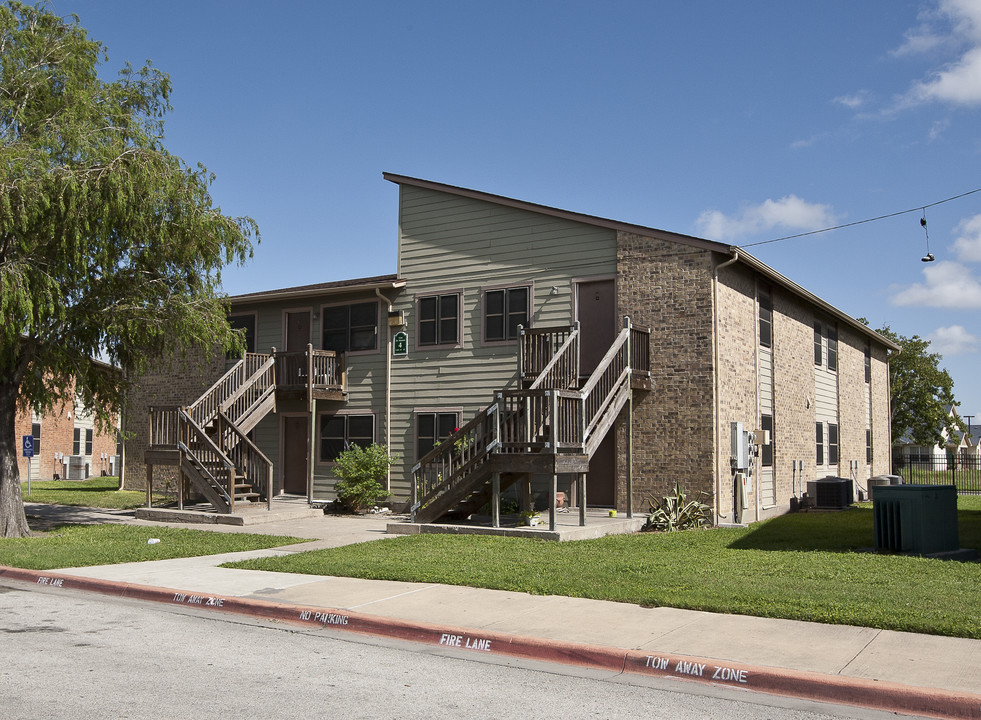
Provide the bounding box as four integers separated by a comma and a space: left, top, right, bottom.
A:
891, 454, 981, 494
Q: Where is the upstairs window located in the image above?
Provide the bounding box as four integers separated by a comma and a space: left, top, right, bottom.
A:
864, 345, 871, 383
228, 314, 256, 354
485, 286, 529, 342
322, 302, 378, 353
418, 293, 460, 347
827, 327, 838, 372
813, 323, 822, 366
758, 288, 772, 348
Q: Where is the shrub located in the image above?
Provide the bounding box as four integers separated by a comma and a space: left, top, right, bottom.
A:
332, 444, 397, 513
643, 483, 713, 532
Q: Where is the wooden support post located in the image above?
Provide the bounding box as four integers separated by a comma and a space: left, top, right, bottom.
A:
146, 464, 153, 508
492, 473, 501, 528
308, 404, 316, 503
549, 473, 557, 531
627, 391, 634, 519
578, 472, 586, 526
521, 474, 533, 513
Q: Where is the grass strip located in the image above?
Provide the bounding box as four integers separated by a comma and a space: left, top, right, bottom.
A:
225, 500, 981, 639
20, 476, 170, 509
0, 524, 309, 570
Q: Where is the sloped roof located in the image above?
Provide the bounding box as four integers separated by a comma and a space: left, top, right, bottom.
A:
383, 172, 900, 352
228, 274, 405, 305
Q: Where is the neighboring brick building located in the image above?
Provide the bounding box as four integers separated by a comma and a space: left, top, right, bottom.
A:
14, 379, 120, 483
124, 174, 898, 524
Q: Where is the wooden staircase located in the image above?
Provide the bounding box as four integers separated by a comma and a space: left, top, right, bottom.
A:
411, 318, 651, 525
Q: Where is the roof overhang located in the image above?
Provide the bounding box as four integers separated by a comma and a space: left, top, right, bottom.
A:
227, 274, 406, 306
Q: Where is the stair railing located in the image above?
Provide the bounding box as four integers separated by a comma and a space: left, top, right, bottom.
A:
524, 323, 580, 390
176, 408, 235, 511
221, 354, 276, 429
410, 403, 500, 517
216, 411, 273, 510
188, 352, 272, 429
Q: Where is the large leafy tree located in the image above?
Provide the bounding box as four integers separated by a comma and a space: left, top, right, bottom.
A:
874, 325, 960, 448
0, 2, 257, 537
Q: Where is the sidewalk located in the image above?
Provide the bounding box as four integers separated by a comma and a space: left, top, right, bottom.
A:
6, 504, 981, 719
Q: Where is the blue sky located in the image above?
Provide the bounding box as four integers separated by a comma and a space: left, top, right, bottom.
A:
53, 0, 981, 418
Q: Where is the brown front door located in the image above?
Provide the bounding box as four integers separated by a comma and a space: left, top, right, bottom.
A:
282, 416, 308, 495
587, 430, 617, 507
576, 279, 616, 376
285, 311, 311, 352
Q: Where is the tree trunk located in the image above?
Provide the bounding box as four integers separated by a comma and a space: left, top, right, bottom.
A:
0, 380, 31, 537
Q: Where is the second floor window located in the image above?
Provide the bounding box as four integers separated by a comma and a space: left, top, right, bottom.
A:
758, 288, 772, 348
419, 293, 459, 346
322, 302, 378, 353
485, 286, 529, 341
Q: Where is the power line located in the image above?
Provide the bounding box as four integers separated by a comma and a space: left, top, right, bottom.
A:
738, 186, 981, 248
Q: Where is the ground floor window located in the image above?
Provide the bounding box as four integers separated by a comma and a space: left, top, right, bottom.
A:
815, 423, 824, 465
416, 411, 459, 459
32, 422, 41, 456
760, 414, 773, 467
319, 413, 374, 462
828, 423, 839, 466
866, 428, 872, 465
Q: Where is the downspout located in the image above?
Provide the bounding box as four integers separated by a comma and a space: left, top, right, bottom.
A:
712, 249, 740, 524
376, 287, 393, 492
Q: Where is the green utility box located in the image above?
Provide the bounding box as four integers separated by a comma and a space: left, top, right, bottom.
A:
872, 484, 958, 554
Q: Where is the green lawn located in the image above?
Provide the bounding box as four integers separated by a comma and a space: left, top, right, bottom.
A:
20, 476, 170, 509
0, 523, 309, 570
224, 497, 981, 639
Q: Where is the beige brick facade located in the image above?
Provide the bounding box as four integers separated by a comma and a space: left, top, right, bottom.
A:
122, 348, 226, 490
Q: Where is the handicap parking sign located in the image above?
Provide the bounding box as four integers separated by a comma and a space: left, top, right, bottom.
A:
22, 435, 34, 458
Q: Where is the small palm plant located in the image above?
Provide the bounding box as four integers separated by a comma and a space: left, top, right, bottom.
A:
643, 483, 713, 532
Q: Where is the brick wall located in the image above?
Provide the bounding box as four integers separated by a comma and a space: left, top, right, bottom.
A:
122, 347, 226, 491
616, 231, 717, 510
14, 390, 118, 482
714, 264, 762, 521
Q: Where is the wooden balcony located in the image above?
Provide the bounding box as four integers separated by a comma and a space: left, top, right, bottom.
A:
274, 347, 346, 403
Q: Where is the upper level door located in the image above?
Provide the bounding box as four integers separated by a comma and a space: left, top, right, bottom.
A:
576, 279, 616, 377
285, 310, 311, 352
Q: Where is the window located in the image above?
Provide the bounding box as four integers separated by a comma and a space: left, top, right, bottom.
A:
828, 423, 839, 465
322, 302, 378, 353
418, 293, 459, 346
864, 345, 871, 383
319, 414, 374, 462
758, 288, 772, 348
827, 327, 838, 372
866, 428, 872, 465
815, 423, 824, 465
813, 323, 822, 365
73, 428, 81, 456
228, 314, 256, 354
485, 286, 529, 342
416, 412, 458, 459
760, 414, 773, 467
85, 429, 93, 456
32, 423, 41, 456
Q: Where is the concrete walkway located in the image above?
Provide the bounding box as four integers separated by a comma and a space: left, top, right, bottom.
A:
6, 503, 981, 719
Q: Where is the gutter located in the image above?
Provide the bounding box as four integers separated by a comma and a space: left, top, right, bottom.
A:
375, 287, 394, 492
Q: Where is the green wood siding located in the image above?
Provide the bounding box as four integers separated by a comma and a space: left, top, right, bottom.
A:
388, 185, 618, 499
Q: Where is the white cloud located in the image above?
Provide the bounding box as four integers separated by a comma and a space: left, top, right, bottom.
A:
694, 196, 836, 242
952, 213, 981, 261
928, 118, 951, 140
896, 0, 981, 108
927, 325, 980, 354
833, 91, 870, 109
890, 260, 981, 307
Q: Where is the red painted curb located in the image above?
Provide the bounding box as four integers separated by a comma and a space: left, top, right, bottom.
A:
3, 565, 979, 719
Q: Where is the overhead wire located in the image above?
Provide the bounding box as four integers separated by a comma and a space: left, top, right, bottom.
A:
738, 186, 981, 248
